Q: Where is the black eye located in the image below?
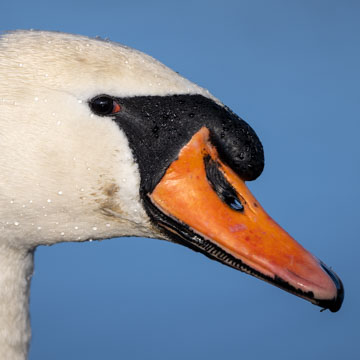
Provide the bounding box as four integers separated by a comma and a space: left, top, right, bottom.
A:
89, 96, 121, 116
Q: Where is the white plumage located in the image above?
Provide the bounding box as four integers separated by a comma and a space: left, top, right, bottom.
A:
0, 30, 214, 360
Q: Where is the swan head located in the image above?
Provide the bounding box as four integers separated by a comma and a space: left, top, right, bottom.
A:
0, 30, 343, 312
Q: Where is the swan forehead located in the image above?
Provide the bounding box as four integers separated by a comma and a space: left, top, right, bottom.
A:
0, 31, 215, 100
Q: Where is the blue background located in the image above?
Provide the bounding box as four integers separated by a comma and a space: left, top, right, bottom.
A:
1, 1, 359, 359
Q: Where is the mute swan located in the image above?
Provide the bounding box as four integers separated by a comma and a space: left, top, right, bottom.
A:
0, 30, 343, 360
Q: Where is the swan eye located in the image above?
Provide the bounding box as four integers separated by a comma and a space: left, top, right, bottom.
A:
89, 96, 121, 116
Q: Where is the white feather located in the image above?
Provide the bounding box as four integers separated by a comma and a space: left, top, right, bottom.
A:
0, 30, 218, 359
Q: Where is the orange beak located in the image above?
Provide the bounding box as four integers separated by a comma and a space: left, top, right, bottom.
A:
148, 127, 344, 312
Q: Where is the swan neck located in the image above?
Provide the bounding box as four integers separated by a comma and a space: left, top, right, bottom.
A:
0, 246, 34, 360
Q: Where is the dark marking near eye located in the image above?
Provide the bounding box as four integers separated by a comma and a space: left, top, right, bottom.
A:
110, 95, 264, 193
204, 155, 244, 212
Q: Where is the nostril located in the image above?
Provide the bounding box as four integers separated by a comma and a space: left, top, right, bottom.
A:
204, 155, 244, 212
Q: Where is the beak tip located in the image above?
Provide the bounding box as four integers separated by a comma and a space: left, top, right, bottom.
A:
319, 262, 344, 312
